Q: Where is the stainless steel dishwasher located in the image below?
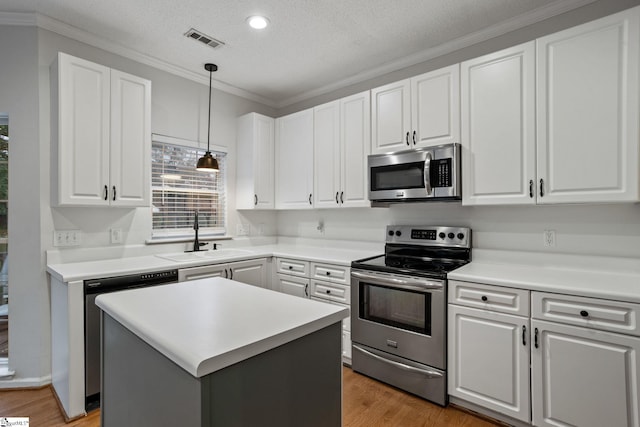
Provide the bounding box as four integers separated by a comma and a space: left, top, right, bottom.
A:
84, 269, 178, 411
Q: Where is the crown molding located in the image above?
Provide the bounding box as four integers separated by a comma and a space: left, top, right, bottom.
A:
0, 11, 37, 26
4, 12, 277, 107
275, 0, 599, 108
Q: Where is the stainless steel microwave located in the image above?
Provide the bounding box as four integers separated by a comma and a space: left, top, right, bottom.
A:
368, 143, 461, 203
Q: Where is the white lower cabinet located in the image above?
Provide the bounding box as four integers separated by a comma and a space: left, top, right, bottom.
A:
450, 281, 640, 427
448, 281, 530, 422
274, 257, 352, 364
448, 305, 530, 422
178, 258, 268, 288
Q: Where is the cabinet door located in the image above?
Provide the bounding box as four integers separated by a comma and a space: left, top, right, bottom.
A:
531, 319, 640, 427
55, 52, 110, 206
340, 91, 371, 207
236, 113, 275, 209
461, 42, 536, 206
275, 109, 314, 209
178, 263, 229, 281
110, 69, 151, 207
411, 64, 460, 148
229, 258, 267, 288
536, 8, 640, 204
371, 79, 411, 154
276, 274, 309, 298
448, 305, 530, 422
313, 101, 341, 208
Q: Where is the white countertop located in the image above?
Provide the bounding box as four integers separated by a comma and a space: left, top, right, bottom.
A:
449, 249, 640, 304
47, 243, 381, 283
95, 278, 349, 378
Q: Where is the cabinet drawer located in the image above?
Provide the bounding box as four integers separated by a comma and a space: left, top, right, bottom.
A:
310, 280, 350, 305
449, 280, 530, 316
276, 258, 309, 277
310, 262, 350, 285
532, 292, 640, 337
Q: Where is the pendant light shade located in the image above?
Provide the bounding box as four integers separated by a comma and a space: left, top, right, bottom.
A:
196, 63, 219, 171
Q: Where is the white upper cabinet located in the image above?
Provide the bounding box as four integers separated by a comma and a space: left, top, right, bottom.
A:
340, 91, 371, 207
314, 92, 371, 208
371, 64, 460, 154
461, 42, 536, 205
371, 79, 411, 154
313, 100, 341, 208
275, 108, 314, 209
52, 52, 151, 207
236, 113, 275, 209
536, 7, 640, 204
463, 7, 640, 206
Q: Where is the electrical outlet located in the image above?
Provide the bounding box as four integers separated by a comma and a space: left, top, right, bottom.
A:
53, 230, 82, 247
543, 230, 556, 248
236, 223, 248, 236
110, 228, 123, 244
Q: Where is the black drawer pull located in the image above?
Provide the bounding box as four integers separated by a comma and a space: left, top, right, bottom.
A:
288, 265, 293, 270
580, 310, 589, 317
326, 271, 330, 276
481, 295, 488, 302
325, 289, 331, 294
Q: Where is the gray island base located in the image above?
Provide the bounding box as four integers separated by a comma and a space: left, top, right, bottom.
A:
101, 313, 342, 427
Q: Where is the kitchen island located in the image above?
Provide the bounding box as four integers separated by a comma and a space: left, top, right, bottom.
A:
95, 277, 348, 427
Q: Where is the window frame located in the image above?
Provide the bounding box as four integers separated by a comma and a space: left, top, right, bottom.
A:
149, 134, 228, 242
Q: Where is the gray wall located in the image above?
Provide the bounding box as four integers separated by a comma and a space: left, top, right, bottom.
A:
0, 25, 49, 384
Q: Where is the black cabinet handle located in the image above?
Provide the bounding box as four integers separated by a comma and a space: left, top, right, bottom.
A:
325, 271, 330, 276
340, 191, 344, 204
104, 185, 108, 201
304, 284, 308, 297
254, 194, 258, 206
481, 295, 488, 302
412, 130, 416, 145
112, 186, 116, 201
325, 289, 331, 294
309, 193, 312, 205
529, 180, 534, 198
288, 265, 293, 270
580, 310, 589, 317
230, 268, 233, 280
522, 325, 527, 346
534, 328, 539, 348
335, 192, 339, 204
405, 132, 410, 145
540, 179, 544, 197
224, 269, 228, 279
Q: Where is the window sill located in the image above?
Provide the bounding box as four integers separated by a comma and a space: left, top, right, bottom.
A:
145, 235, 233, 245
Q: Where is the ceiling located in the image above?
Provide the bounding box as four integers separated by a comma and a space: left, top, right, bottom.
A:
1, 0, 595, 107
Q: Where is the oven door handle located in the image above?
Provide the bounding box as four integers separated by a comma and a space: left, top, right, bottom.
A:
351, 270, 443, 291
353, 344, 444, 379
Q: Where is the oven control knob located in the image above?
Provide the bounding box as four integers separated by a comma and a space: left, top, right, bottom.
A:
438, 232, 446, 239
388, 230, 394, 236
447, 232, 455, 239
457, 233, 465, 240
395, 230, 402, 237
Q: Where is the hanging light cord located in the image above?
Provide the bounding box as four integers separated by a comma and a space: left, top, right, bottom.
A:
207, 66, 212, 152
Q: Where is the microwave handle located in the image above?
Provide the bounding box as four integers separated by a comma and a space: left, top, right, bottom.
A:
424, 152, 433, 195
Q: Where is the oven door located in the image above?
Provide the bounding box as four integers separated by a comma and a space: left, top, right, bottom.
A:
351, 269, 446, 369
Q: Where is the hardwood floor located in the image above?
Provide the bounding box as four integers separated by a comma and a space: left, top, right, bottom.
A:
0, 367, 500, 426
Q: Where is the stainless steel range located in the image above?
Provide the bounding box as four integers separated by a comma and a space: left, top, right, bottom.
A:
351, 225, 471, 406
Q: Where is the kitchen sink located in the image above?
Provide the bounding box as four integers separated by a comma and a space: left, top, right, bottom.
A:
155, 249, 254, 262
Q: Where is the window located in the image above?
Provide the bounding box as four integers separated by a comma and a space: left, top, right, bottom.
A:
151, 140, 226, 238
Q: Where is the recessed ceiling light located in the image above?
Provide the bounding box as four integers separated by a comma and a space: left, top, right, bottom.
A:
247, 15, 269, 30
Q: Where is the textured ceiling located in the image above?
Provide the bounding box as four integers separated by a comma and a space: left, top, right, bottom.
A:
2, 0, 595, 107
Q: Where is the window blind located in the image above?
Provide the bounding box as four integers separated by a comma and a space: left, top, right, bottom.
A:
151, 141, 226, 238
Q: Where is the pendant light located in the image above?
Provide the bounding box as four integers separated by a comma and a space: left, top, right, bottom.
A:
196, 63, 219, 171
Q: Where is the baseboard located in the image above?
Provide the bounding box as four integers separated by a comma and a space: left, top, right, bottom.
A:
50, 383, 87, 422
0, 374, 51, 389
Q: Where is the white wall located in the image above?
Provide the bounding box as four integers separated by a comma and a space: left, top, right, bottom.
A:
278, 203, 640, 259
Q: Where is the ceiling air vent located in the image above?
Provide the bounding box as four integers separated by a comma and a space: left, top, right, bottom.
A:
184, 28, 225, 49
